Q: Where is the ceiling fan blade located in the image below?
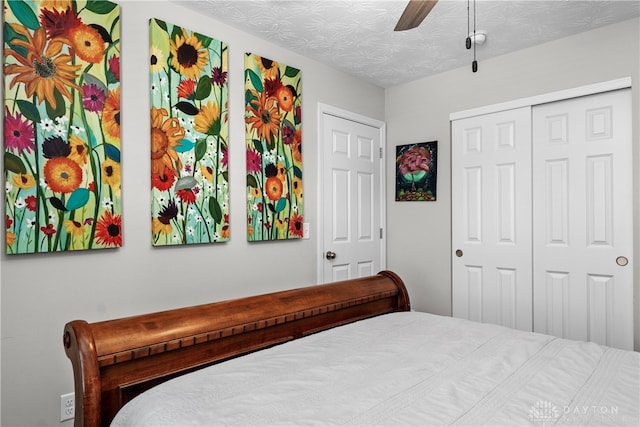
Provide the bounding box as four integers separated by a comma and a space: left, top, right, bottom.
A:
394, 0, 438, 31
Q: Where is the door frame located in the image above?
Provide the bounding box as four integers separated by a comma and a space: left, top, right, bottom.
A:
450, 77, 631, 121
316, 103, 387, 283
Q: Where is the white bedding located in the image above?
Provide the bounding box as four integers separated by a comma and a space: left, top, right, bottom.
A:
111, 312, 639, 426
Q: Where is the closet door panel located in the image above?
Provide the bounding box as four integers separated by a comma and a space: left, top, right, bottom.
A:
532, 89, 633, 350
452, 107, 533, 331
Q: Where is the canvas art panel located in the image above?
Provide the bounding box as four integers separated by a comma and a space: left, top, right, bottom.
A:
3, 0, 122, 254
395, 141, 437, 201
245, 53, 303, 241
149, 19, 229, 246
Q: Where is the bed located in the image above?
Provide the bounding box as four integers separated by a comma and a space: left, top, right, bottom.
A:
63, 271, 640, 427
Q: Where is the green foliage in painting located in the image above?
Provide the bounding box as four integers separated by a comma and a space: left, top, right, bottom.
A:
3, 0, 122, 254
149, 19, 229, 245
244, 53, 303, 241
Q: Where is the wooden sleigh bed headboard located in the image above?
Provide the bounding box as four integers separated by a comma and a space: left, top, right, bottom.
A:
63, 271, 409, 427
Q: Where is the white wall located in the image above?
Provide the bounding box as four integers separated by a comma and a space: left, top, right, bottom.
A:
0, 1, 385, 425
385, 17, 640, 349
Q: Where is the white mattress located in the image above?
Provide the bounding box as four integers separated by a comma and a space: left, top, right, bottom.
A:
111, 312, 640, 426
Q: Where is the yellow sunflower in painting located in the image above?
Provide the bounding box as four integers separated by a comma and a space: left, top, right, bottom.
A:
63, 219, 85, 237
255, 55, 279, 80
101, 158, 121, 193
40, 0, 73, 10
12, 173, 36, 190
68, 135, 88, 165
152, 217, 172, 236
149, 45, 165, 73
193, 101, 220, 135
169, 29, 208, 79
150, 107, 185, 178
292, 176, 303, 199
4, 25, 82, 107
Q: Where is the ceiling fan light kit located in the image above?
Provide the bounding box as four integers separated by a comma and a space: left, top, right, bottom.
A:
394, 0, 484, 73
468, 31, 487, 45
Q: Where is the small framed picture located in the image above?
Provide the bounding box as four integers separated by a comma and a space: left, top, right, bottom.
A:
395, 141, 437, 201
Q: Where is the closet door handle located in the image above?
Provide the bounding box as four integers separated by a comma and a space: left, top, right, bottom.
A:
616, 256, 629, 267
455, 249, 463, 257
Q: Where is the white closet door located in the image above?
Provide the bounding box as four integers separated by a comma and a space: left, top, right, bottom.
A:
452, 107, 533, 331
532, 89, 633, 350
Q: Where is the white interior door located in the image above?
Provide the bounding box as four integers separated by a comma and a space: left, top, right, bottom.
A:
319, 109, 385, 283
452, 107, 533, 331
532, 89, 633, 350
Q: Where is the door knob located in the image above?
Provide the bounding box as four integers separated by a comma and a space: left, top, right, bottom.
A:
326, 251, 336, 260
616, 256, 629, 266
455, 249, 463, 257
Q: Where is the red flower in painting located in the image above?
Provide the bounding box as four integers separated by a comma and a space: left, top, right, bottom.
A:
177, 79, 197, 99
41, 223, 56, 237
25, 195, 37, 212
221, 143, 228, 168
82, 83, 106, 112
211, 66, 227, 87
40, 7, 82, 39
6, 215, 13, 229
152, 167, 176, 191
264, 77, 282, 98
95, 211, 122, 247
282, 125, 294, 145
246, 149, 262, 174
176, 188, 197, 204
4, 107, 35, 154
289, 213, 304, 237
109, 55, 120, 81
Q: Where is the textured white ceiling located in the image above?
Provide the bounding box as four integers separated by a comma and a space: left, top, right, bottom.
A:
174, 0, 640, 88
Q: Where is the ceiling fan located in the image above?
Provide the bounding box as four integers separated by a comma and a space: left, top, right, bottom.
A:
394, 0, 438, 31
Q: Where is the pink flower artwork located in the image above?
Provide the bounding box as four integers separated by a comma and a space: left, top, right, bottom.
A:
395, 141, 437, 201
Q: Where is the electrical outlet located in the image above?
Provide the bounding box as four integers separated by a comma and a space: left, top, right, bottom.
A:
60, 392, 75, 422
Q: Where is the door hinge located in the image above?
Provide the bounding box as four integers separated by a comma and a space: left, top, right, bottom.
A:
380, 228, 383, 239
379, 147, 383, 158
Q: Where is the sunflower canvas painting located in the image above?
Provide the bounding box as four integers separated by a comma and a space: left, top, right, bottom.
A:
149, 19, 229, 246
245, 53, 303, 241
3, 0, 122, 254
